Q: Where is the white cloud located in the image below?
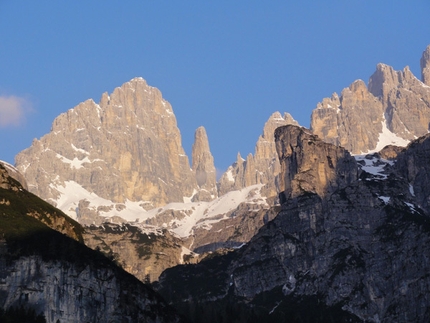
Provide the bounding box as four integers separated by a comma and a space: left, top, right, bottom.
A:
0, 95, 32, 127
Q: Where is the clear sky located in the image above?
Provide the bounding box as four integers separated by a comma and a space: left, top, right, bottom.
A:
1, 1, 430, 173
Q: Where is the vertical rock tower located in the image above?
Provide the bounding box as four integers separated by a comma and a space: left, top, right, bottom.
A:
191, 126, 217, 201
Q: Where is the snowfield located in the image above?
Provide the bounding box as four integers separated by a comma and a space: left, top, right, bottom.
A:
51, 181, 268, 238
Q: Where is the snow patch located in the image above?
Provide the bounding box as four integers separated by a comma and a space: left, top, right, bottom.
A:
71, 144, 89, 155
51, 181, 268, 239
355, 155, 390, 180
409, 184, 415, 197
226, 169, 235, 182
364, 117, 410, 154
378, 196, 390, 204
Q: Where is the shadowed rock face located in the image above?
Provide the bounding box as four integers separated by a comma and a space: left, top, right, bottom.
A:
156, 125, 430, 323
394, 133, 430, 214
0, 165, 182, 323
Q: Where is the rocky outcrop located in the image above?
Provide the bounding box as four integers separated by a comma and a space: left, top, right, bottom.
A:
191, 126, 217, 201
0, 160, 28, 190
275, 125, 358, 200
311, 47, 430, 154
218, 112, 299, 198
15, 77, 197, 209
156, 125, 430, 323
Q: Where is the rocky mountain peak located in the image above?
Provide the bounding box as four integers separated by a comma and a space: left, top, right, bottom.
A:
421, 45, 430, 86
275, 125, 358, 200
312, 46, 430, 155
16, 77, 198, 221
191, 126, 217, 201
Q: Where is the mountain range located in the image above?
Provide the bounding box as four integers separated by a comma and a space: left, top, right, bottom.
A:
1, 44, 430, 322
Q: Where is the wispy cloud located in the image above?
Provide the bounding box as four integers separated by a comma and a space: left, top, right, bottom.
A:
0, 95, 32, 127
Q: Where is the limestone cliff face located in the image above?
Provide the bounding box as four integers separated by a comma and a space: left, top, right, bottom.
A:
0, 256, 180, 323
15, 77, 197, 209
218, 112, 299, 198
191, 126, 217, 201
311, 47, 430, 154
157, 125, 430, 323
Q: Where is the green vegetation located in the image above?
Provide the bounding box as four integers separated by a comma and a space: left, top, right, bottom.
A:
0, 187, 84, 242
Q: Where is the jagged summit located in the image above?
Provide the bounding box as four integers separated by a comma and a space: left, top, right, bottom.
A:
16, 77, 203, 221
218, 111, 299, 198
311, 50, 430, 154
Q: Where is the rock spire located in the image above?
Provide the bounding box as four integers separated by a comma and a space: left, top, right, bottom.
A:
421, 45, 430, 86
191, 126, 217, 201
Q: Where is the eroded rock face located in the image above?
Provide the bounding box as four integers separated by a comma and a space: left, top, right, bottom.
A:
311, 48, 430, 154
15, 77, 197, 209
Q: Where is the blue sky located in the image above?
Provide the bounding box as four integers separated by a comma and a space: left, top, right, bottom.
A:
1, 1, 430, 172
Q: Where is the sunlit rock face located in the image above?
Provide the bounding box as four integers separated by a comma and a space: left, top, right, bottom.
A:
274, 125, 358, 200
16, 77, 197, 210
311, 50, 430, 154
